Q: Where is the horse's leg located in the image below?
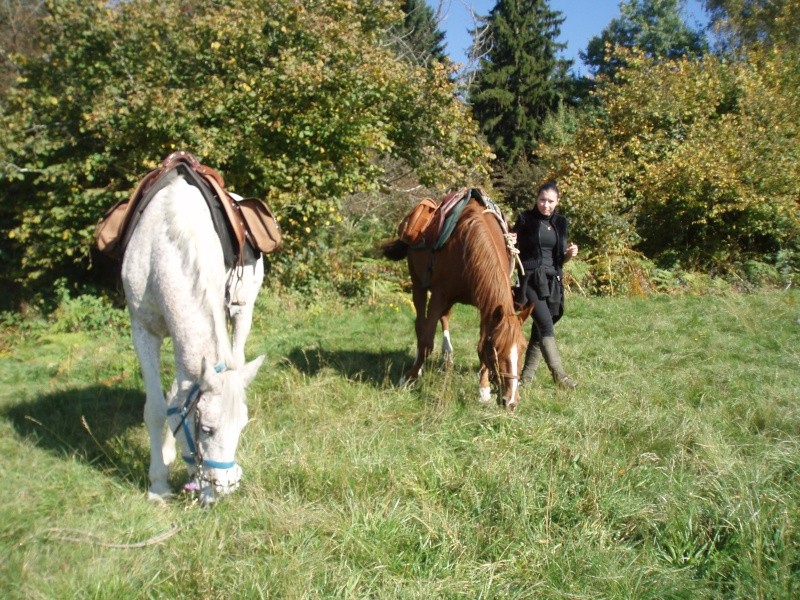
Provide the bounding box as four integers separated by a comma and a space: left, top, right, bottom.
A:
478, 364, 493, 403
162, 379, 179, 468
131, 320, 171, 501
228, 257, 265, 368
402, 284, 436, 384
440, 311, 454, 367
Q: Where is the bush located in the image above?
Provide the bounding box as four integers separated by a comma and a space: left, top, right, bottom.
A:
50, 291, 129, 334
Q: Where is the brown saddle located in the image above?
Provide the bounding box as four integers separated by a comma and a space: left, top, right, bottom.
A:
397, 187, 486, 248
96, 151, 281, 265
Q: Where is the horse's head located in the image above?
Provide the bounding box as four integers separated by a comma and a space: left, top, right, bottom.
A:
479, 303, 534, 410
168, 355, 264, 507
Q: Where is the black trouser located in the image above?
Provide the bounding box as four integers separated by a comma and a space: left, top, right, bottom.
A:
521, 284, 555, 338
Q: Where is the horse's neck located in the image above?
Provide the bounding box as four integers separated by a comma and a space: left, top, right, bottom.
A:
460, 208, 514, 322
161, 178, 234, 377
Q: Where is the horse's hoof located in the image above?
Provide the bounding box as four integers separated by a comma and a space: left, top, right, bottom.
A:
399, 373, 420, 389
478, 387, 492, 404
147, 489, 173, 504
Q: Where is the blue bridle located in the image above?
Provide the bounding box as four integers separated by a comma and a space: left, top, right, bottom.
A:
166, 363, 237, 471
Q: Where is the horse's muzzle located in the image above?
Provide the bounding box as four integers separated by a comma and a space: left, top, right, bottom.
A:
195, 464, 243, 507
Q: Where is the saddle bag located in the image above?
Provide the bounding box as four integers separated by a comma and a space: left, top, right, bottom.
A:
95, 166, 162, 260
236, 197, 282, 254
95, 197, 132, 260
397, 198, 438, 246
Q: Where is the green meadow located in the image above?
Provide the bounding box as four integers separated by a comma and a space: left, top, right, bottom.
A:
1, 289, 798, 599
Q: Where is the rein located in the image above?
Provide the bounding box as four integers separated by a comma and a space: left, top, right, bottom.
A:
481, 205, 523, 281
167, 362, 237, 471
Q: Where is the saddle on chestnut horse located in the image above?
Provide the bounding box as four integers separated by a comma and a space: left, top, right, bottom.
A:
96, 151, 281, 268
397, 187, 502, 250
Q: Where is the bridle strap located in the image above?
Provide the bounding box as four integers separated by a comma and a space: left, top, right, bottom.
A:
169, 383, 202, 438
166, 363, 234, 470
203, 458, 237, 470
496, 372, 520, 380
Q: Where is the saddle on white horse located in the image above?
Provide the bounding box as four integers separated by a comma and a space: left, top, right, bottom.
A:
96, 151, 281, 268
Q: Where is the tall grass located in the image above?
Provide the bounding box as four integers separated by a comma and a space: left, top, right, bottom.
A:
1, 289, 798, 598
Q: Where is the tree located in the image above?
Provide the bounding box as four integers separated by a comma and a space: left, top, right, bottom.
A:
702, 0, 800, 52
581, 0, 707, 78
0, 0, 46, 91
392, 0, 448, 66
538, 45, 800, 287
468, 0, 571, 168
0, 0, 490, 302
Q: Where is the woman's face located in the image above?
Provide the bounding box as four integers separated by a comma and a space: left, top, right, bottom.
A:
536, 188, 560, 217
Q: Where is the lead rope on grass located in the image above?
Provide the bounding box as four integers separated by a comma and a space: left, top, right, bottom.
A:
37, 523, 182, 549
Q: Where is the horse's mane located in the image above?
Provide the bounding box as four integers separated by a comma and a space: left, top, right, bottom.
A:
459, 201, 514, 318
219, 369, 248, 431
163, 176, 234, 370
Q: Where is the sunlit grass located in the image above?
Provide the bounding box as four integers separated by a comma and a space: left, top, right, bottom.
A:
1, 289, 798, 598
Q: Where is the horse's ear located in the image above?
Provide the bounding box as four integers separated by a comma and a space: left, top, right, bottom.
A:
240, 355, 265, 389
517, 302, 534, 323
492, 305, 505, 324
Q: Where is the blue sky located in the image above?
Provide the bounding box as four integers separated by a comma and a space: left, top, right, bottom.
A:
427, 0, 708, 75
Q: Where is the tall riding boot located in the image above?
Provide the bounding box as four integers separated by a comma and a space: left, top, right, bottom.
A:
520, 332, 542, 384
540, 336, 578, 389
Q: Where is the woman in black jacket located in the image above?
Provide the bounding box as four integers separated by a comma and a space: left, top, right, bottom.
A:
511, 181, 578, 389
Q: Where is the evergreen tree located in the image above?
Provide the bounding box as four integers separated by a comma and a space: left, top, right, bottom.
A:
392, 0, 448, 66
581, 0, 707, 78
468, 0, 570, 168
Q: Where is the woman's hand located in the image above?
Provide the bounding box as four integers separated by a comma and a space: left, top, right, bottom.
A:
565, 242, 578, 261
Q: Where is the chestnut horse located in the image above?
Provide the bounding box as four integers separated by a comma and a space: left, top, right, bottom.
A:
383, 198, 532, 409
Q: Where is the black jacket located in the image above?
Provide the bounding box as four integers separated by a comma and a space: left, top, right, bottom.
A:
512, 209, 568, 276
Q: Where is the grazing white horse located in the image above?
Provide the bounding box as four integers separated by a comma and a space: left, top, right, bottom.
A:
121, 170, 264, 506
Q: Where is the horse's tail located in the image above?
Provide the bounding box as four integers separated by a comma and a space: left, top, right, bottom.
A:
381, 239, 409, 261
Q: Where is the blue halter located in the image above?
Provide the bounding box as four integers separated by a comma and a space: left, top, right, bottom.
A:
166, 363, 237, 470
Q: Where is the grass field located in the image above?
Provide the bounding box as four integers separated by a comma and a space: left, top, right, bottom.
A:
1, 289, 798, 598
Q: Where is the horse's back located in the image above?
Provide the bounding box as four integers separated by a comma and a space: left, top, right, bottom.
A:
122, 173, 225, 321
409, 199, 508, 305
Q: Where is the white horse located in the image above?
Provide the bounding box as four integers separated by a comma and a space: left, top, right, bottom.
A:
121, 170, 264, 506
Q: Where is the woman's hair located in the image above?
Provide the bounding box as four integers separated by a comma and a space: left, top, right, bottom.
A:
536, 181, 560, 198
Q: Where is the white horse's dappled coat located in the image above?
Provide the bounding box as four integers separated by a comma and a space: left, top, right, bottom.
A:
121, 171, 264, 504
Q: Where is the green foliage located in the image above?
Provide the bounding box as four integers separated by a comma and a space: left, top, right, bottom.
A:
0, 0, 490, 301
581, 0, 708, 78
538, 45, 800, 287
49, 286, 129, 334
468, 0, 571, 166
703, 0, 800, 52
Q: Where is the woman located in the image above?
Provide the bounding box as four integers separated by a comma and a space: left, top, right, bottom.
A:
511, 181, 578, 389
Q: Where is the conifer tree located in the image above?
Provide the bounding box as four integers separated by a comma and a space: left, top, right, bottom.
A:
392, 0, 448, 66
468, 0, 570, 168
581, 0, 707, 78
